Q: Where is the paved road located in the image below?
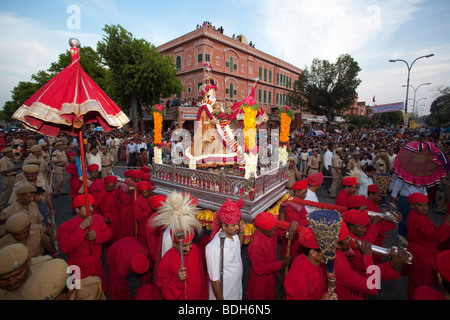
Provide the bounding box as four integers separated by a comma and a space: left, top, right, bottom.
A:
3, 161, 446, 300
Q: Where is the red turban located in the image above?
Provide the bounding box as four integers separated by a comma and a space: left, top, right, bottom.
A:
254, 212, 276, 231
292, 180, 308, 190
307, 173, 323, 186
342, 177, 357, 186
436, 250, 450, 281
130, 253, 150, 274
132, 170, 144, 179
299, 228, 319, 249
342, 209, 369, 226
170, 228, 195, 243
124, 170, 133, 177
142, 173, 151, 181
104, 175, 118, 184
150, 195, 166, 210
345, 195, 367, 208
367, 184, 379, 193
407, 192, 429, 204
66, 152, 76, 158
137, 181, 155, 191
73, 194, 94, 208
211, 198, 244, 240
338, 221, 349, 241
140, 166, 151, 173
87, 164, 99, 172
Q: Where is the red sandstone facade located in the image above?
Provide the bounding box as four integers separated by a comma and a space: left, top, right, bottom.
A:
153, 27, 303, 131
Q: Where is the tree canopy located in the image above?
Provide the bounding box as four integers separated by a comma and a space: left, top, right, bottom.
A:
97, 24, 184, 131
289, 54, 361, 125
425, 87, 450, 127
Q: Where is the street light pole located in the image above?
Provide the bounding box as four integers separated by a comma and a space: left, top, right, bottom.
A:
402, 82, 431, 120
389, 54, 434, 114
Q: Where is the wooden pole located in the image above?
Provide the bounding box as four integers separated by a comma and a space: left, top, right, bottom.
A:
78, 130, 94, 255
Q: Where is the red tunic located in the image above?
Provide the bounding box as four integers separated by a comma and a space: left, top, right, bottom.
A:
57, 214, 112, 291
117, 185, 135, 239
406, 209, 450, 299
95, 188, 121, 245
284, 254, 328, 300
156, 244, 207, 300
336, 189, 351, 207
88, 178, 106, 200
246, 228, 283, 300
146, 212, 165, 284
281, 201, 309, 262
134, 194, 153, 247
106, 237, 151, 300
413, 285, 446, 300
334, 249, 400, 300
66, 163, 81, 211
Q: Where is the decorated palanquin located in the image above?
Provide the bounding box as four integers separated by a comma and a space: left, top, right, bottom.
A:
185, 63, 268, 173
151, 63, 290, 221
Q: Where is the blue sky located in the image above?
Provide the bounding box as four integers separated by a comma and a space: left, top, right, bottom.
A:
1, 0, 449, 117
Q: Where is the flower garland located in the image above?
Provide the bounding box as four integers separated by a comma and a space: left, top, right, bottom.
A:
242, 96, 260, 153
279, 105, 294, 145
152, 104, 165, 145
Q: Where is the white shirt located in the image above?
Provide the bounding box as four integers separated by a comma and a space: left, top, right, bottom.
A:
86, 152, 102, 171
358, 172, 373, 197
304, 188, 319, 213
205, 231, 243, 300
391, 179, 427, 198
324, 150, 333, 170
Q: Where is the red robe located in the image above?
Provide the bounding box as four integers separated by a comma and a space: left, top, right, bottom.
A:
106, 237, 151, 300
156, 244, 207, 300
281, 201, 309, 262
413, 285, 446, 300
134, 194, 153, 247
334, 248, 400, 300
66, 163, 81, 211
284, 254, 328, 300
57, 214, 112, 291
88, 178, 105, 200
336, 189, 351, 207
405, 209, 450, 299
117, 183, 135, 239
95, 188, 121, 245
246, 228, 283, 300
146, 212, 165, 284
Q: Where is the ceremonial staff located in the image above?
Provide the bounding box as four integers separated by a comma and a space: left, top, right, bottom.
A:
219, 231, 226, 294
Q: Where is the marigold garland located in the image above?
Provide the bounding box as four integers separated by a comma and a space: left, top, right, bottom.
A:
152, 104, 165, 145
243, 106, 258, 152
279, 106, 294, 144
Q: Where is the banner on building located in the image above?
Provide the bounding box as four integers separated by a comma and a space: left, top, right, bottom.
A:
372, 102, 404, 114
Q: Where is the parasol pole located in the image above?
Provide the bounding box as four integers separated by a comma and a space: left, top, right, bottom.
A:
282, 238, 292, 300
78, 130, 94, 255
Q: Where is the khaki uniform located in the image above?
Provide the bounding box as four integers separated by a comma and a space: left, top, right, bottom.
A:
0, 225, 48, 258
9, 175, 51, 205
306, 154, 320, 175
101, 152, 115, 177
0, 202, 44, 237
23, 154, 47, 180
76, 277, 107, 300
0, 254, 53, 300
346, 158, 361, 173
0, 155, 16, 209
330, 153, 343, 197
52, 149, 68, 194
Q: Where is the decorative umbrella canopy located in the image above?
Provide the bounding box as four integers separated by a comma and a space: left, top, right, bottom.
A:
12, 38, 129, 137
393, 140, 449, 187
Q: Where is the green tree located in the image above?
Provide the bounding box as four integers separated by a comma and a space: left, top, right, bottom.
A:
289, 54, 361, 125
373, 111, 404, 127
426, 87, 450, 127
97, 24, 184, 131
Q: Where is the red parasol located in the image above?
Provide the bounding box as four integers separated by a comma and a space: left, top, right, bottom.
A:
393, 140, 449, 187
12, 38, 130, 253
